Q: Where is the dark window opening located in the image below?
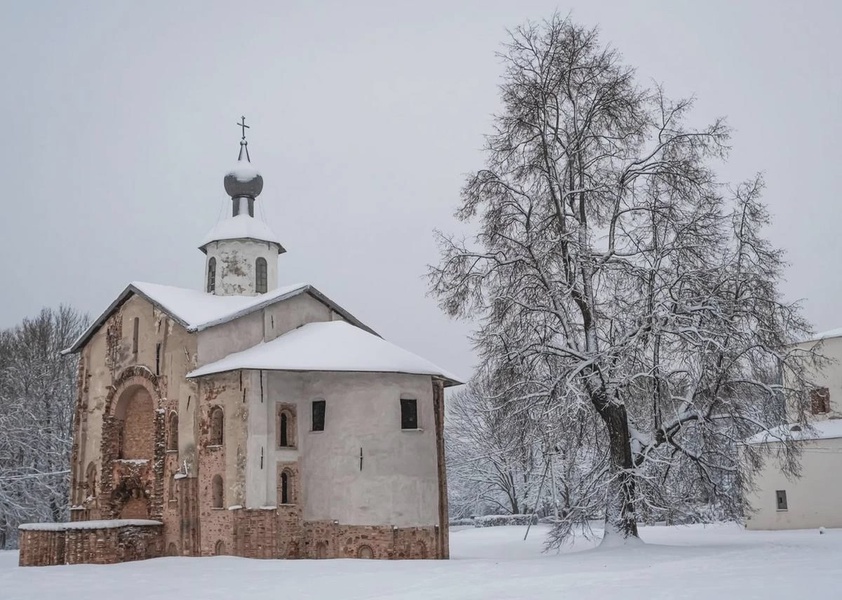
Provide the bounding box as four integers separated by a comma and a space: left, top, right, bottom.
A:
401, 398, 418, 430
132, 317, 139, 354
312, 400, 326, 432
776, 490, 788, 510
280, 413, 289, 447
256, 257, 268, 294
155, 343, 161, 375
281, 471, 291, 504
810, 387, 830, 415
210, 406, 224, 445
207, 257, 217, 293
212, 475, 223, 508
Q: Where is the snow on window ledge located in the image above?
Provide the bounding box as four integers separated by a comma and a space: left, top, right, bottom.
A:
401, 428, 424, 433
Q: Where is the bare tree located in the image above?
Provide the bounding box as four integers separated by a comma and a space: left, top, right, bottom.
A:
0, 306, 86, 548
430, 15, 818, 543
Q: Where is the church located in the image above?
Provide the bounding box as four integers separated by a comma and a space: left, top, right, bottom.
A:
17, 129, 460, 566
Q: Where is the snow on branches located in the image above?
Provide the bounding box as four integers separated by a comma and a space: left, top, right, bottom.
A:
430, 14, 821, 544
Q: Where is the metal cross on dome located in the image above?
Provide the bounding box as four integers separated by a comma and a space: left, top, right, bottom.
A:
237, 116, 250, 140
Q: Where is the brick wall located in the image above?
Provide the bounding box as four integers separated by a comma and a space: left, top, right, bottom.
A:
18, 522, 163, 567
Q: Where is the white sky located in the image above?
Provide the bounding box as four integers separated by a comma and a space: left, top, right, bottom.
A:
2, 0, 841, 380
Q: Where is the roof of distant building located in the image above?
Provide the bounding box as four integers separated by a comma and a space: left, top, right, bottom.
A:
744, 419, 842, 444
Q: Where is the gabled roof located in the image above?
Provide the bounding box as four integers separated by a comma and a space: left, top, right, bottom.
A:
187, 320, 463, 387
745, 419, 842, 444
64, 281, 375, 354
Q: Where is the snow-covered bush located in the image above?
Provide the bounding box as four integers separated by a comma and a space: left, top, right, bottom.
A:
474, 514, 538, 527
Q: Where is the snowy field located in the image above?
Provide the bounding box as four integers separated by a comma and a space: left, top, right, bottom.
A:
2, 523, 840, 599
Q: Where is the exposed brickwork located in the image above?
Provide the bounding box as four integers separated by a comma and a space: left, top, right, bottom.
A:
100, 368, 165, 521
177, 476, 200, 556
233, 509, 278, 558
18, 523, 163, 566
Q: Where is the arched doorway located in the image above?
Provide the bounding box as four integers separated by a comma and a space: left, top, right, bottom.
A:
114, 386, 155, 460
111, 384, 156, 519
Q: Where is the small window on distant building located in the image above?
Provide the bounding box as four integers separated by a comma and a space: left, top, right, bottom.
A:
132, 317, 139, 354
207, 257, 217, 293
810, 387, 830, 415
212, 475, 224, 508
210, 406, 224, 445
256, 257, 268, 294
776, 490, 788, 511
312, 400, 326, 432
401, 398, 418, 430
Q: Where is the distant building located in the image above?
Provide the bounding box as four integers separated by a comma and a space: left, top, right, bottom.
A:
18, 133, 460, 566
744, 330, 842, 530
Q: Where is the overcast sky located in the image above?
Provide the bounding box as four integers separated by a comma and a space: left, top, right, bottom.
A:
2, 0, 841, 380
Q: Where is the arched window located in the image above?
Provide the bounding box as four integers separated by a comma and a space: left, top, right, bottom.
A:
210, 406, 224, 446
167, 411, 179, 452
214, 540, 226, 555
255, 257, 268, 294
357, 545, 374, 559
277, 405, 296, 448
207, 257, 217, 293
281, 470, 292, 504
85, 462, 97, 498
212, 474, 224, 508
280, 412, 289, 447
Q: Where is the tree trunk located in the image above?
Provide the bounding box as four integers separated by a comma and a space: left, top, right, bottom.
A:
600, 403, 639, 542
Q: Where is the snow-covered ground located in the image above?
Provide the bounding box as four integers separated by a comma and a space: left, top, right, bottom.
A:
2, 523, 840, 599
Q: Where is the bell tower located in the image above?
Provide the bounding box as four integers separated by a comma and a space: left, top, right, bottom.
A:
199, 118, 285, 296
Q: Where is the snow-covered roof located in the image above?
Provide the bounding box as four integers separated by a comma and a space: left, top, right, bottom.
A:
799, 327, 842, 345
200, 214, 285, 252
227, 161, 260, 181
64, 281, 375, 354
744, 419, 842, 444
19, 519, 162, 531
187, 320, 463, 386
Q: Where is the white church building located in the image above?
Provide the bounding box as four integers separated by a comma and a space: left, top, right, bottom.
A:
18, 129, 460, 566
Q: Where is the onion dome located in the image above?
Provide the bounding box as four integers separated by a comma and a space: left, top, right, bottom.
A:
224, 140, 264, 199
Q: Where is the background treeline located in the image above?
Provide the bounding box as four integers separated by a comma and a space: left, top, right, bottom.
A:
0, 307, 86, 549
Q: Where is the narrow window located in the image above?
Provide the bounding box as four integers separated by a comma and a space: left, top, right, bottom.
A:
400, 398, 418, 430
776, 490, 788, 510
207, 257, 217, 293
132, 317, 139, 354
155, 343, 161, 375
810, 387, 830, 415
255, 257, 268, 294
280, 413, 289, 447
86, 462, 97, 498
212, 475, 224, 508
167, 412, 179, 452
281, 471, 292, 504
210, 406, 224, 445
312, 400, 326, 432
